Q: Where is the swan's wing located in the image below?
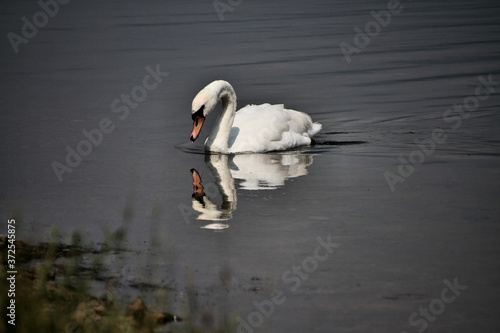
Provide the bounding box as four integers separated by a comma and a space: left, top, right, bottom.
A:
229, 104, 322, 153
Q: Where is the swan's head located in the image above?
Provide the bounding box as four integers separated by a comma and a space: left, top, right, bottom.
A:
190, 84, 219, 142
190, 80, 234, 142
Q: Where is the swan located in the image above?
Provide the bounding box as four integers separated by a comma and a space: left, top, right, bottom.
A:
190, 80, 322, 153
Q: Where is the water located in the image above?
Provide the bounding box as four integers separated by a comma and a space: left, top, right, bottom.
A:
1, 0, 500, 332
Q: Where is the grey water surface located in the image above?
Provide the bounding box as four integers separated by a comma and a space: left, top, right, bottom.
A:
1, 0, 500, 332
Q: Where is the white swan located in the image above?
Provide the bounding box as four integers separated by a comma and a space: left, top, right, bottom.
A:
190, 80, 322, 153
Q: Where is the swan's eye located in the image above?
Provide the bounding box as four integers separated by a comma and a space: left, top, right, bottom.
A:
192, 105, 205, 121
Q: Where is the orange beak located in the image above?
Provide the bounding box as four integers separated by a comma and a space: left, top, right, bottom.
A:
190, 115, 205, 142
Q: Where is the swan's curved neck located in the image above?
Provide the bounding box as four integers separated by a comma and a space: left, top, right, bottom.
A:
205, 83, 237, 153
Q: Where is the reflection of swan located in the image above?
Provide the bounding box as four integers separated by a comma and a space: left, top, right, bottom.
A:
229, 154, 313, 190
189, 80, 322, 153
190, 154, 236, 227
189, 153, 314, 228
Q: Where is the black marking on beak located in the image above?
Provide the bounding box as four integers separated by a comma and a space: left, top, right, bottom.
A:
192, 105, 205, 121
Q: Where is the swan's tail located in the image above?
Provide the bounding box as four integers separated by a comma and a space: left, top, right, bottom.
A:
308, 122, 322, 137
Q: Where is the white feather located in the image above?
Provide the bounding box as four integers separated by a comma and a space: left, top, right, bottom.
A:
191, 80, 322, 153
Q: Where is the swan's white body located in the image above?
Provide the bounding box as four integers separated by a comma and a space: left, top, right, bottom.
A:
190, 80, 321, 153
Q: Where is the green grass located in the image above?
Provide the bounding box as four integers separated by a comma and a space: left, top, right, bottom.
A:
0, 231, 238, 333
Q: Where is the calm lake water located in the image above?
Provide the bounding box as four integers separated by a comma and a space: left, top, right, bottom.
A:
1, 0, 500, 332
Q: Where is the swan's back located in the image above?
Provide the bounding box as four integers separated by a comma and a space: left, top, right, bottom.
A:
228, 103, 321, 153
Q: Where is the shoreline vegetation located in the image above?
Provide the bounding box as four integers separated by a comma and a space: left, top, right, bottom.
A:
0, 235, 237, 333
